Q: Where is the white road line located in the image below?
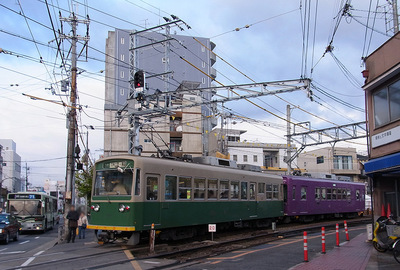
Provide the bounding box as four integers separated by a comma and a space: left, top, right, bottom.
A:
19, 240, 30, 245
20, 257, 35, 267
34, 250, 45, 256
143, 261, 161, 264
35, 236, 40, 239
0, 251, 25, 255
0, 248, 7, 252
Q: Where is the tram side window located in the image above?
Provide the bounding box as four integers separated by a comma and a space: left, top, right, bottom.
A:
300, 187, 307, 200
249, 182, 256, 200
356, 189, 360, 200
165, 175, 177, 200
194, 178, 206, 199
347, 189, 351, 200
321, 188, 326, 200
146, 176, 158, 200
231, 181, 239, 199
315, 188, 321, 200
272, 184, 279, 200
332, 189, 337, 200
134, 168, 141, 196
266, 184, 273, 200
337, 189, 342, 200
258, 183, 265, 195
241, 182, 248, 200
327, 188, 332, 200
179, 177, 192, 200
208, 179, 218, 199
292, 186, 296, 200
220, 180, 229, 199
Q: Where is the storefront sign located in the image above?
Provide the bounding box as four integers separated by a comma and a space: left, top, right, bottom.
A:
371, 126, 400, 148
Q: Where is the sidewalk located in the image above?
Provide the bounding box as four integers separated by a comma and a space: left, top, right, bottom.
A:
292, 232, 400, 270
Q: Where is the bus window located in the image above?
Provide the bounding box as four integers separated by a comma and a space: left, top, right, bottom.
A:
146, 176, 159, 200
292, 186, 296, 200
241, 182, 248, 200
321, 188, 326, 200
179, 177, 192, 200
272, 185, 279, 200
301, 187, 307, 200
134, 169, 141, 196
249, 183, 256, 200
165, 175, 177, 200
207, 179, 218, 199
194, 178, 206, 199
220, 180, 229, 199
266, 184, 272, 200
230, 181, 239, 199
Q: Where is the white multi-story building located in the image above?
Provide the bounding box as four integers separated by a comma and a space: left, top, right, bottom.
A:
0, 139, 22, 192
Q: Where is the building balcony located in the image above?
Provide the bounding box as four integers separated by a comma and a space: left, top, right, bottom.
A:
210, 67, 217, 80
210, 53, 216, 66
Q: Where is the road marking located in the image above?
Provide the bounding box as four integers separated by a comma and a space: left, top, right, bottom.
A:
21, 257, 35, 266
19, 240, 30, 245
143, 261, 161, 264
34, 250, 45, 256
122, 246, 143, 270
210, 260, 222, 265
35, 236, 40, 239
0, 251, 25, 254
0, 248, 7, 252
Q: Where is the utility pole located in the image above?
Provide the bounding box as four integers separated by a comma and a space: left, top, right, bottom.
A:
25, 163, 29, 191
393, 0, 399, 33
59, 10, 89, 241
286, 105, 292, 175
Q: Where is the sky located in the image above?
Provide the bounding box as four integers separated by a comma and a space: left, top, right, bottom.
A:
0, 0, 394, 186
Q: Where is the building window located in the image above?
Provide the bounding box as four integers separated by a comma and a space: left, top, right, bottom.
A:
144, 139, 151, 143
253, 155, 258, 163
202, 61, 206, 68
120, 71, 124, 78
333, 155, 353, 170
120, 37, 125, 44
202, 77, 206, 84
316, 156, 324, 164
120, 88, 125, 96
120, 54, 125, 61
243, 155, 248, 162
373, 79, 400, 127
233, 155, 237, 161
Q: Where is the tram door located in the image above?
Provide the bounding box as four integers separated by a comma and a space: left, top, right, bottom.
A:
144, 174, 161, 225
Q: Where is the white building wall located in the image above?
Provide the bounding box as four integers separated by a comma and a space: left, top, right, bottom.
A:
228, 147, 264, 167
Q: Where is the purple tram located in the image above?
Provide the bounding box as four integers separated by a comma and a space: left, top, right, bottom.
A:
283, 176, 365, 222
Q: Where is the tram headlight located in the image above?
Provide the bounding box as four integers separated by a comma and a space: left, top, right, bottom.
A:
91, 204, 100, 212
119, 204, 126, 212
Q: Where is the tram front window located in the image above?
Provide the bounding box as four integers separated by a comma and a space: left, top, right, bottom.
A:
94, 170, 133, 196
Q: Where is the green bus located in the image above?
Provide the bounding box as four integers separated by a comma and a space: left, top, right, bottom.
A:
7, 192, 58, 232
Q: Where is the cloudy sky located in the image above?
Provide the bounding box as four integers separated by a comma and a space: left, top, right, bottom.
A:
0, 0, 393, 186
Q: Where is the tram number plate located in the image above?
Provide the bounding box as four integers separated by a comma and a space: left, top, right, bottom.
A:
208, 224, 216, 233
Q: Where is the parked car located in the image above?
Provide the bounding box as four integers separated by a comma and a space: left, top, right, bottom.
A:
0, 213, 20, 244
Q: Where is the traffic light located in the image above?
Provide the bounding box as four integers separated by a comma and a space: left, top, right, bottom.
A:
134, 70, 145, 89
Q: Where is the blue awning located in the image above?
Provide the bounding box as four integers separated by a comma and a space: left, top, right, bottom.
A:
364, 152, 400, 175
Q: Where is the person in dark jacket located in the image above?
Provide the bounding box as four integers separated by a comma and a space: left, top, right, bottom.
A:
66, 205, 79, 243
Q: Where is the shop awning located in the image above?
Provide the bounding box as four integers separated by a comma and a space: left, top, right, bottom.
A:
364, 152, 400, 175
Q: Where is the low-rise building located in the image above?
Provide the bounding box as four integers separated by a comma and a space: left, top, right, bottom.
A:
0, 139, 22, 193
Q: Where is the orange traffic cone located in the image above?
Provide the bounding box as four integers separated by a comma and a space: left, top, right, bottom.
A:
387, 204, 392, 218
381, 204, 386, 217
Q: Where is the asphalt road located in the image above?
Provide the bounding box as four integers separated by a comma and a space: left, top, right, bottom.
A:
1, 225, 59, 269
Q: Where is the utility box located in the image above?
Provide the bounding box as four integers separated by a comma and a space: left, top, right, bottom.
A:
367, 224, 373, 241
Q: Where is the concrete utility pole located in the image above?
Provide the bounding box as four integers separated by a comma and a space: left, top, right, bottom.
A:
394, 0, 399, 33
286, 105, 292, 175
59, 10, 89, 241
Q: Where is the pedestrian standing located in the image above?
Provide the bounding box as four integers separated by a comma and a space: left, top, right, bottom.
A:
78, 212, 88, 239
66, 205, 79, 243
